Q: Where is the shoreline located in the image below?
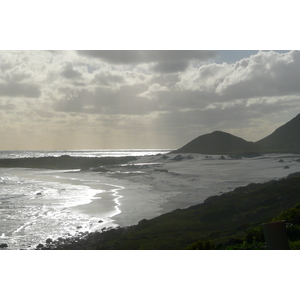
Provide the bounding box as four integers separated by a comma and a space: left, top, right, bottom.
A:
33, 171, 300, 250
2, 153, 300, 249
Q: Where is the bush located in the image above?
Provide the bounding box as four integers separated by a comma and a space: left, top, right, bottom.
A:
244, 226, 265, 244
272, 203, 300, 224
186, 239, 215, 250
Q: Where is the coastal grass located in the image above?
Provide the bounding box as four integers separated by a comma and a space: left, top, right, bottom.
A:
40, 173, 300, 250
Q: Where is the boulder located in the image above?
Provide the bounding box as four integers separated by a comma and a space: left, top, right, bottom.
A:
0, 243, 8, 248
172, 155, 184, 161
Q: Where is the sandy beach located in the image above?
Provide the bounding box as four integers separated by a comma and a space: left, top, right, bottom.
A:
79, 152, 300, 227
2, 152, 300, 250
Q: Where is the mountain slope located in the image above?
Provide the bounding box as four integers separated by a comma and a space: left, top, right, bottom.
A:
255, 113, 300, 153
173, 130, 258, 154
174, 113, 300, 154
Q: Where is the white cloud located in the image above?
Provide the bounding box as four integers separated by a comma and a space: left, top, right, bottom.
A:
1, 50, 300, 149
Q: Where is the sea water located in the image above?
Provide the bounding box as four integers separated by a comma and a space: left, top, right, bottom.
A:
0, 149, 171, 159
0, 149, 170, 250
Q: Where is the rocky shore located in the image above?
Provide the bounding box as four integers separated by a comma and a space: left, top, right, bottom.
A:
34, 172, 300, 250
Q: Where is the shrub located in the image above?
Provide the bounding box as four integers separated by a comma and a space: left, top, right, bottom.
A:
186, 239, 215, 250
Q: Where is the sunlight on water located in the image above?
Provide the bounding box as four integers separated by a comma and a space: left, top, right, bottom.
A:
0, 167, 126, 249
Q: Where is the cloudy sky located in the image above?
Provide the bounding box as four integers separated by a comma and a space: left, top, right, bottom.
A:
1, 49, 300, 150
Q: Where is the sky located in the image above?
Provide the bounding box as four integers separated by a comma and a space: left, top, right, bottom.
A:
0, 2, 299, 151
1, 49, 299, 150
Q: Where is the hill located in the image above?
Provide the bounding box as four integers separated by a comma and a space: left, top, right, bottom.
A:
256, 113, 300, 153
173, 130, 258, 155
174, 113, 300, 154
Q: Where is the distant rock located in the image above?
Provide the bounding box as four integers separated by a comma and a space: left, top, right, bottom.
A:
172, 155, 184, 161
284, 166, 290, 169
36, 243, 44, 249
241, 152, 262, 158
154, 168, 168, 172
278, 159, 285, 163
228, 154, 242, 159
90, 166, 108, 172
0, 243, 8, 248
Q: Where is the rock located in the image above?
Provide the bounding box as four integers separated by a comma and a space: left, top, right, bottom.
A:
172, 155, 184, 161
36, 243, 44, 249
228, 154, 242, 159
0, 243, 8, 248
98, 220, 103, 223
46, 238, 53, 244
242, 152, 262, 158
284, 166, 290, 169
278, 159, 284, 162
220, 155, 225, 160
154, 168, 168, 172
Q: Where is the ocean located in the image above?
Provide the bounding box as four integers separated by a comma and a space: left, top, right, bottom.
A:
0, 149, 171, 159
0, 149, 171, 250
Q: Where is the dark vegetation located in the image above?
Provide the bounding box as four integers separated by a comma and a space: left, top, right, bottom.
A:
174, 113, 300, 155
38, 172, 300, 250
0, 155, 136, 170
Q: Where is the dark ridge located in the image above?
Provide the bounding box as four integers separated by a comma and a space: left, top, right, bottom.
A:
173, 113, 300, 155
256, 113, 300, 153
173, 130, 259, 154
0, 155, 137, 170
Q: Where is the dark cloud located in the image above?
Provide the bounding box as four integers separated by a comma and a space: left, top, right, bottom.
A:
0, 83, 40, 98
92, 73, 124, 86
151, 61, 189, 73
34, 109, 55, 119
61, 63, 82, 79
0, 101, 15, 110
77, 50, 218, 72
54, 85, 159, 115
